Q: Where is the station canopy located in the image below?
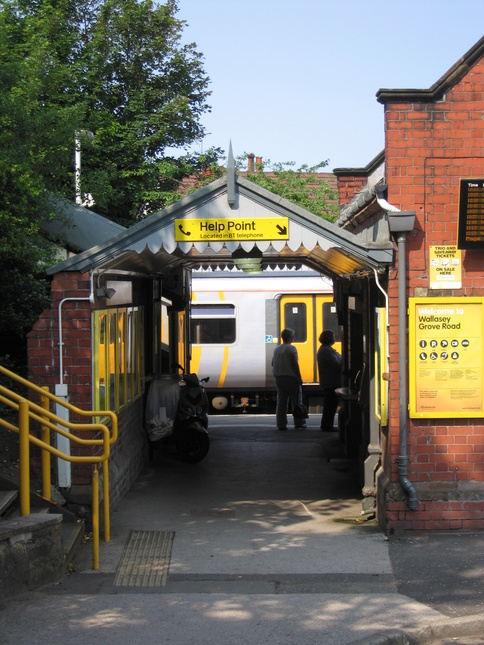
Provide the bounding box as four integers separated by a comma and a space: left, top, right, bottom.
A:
47, 153, 394, 281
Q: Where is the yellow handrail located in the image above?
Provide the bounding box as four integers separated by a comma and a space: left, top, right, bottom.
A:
41, 388, 51, 501
0, 365, 118, 443
0, 364, 117, 542
0, 365, 118, 570
7, 397, 109, 570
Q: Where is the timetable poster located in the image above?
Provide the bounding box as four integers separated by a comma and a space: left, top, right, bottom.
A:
409, 297, 484, 418
458, 178, 484, 249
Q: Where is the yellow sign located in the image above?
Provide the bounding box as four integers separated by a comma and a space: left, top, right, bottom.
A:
409, 297, 484, 418
374, 307, 388, 425
175, 217, 289, 242
429, 245, 462, 289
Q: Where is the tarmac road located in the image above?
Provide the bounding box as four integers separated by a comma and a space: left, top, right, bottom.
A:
1, 414, 484, 644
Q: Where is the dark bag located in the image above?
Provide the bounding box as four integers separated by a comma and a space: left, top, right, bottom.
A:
293, 402, 309, 419
293, 385, 309, 419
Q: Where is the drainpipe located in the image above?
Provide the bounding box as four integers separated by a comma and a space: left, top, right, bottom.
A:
376, 186, 419, 510
58, 271, 95, 384
56, 272, 95, 488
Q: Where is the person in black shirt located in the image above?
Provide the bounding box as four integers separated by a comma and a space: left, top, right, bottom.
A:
317, 330, 342, 432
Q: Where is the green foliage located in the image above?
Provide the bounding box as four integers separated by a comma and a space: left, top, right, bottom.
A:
140, 147, 223, 209
0, 0, 213, 366
236, 154, 338, 222
75, 0, 213, 223
0, 163, 53, 369
0, 0, 213, 222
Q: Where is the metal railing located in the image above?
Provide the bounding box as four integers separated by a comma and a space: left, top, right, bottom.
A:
0, 365, 118, 570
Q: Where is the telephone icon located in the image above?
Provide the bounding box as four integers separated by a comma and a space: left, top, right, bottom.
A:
178, 224, 191, 236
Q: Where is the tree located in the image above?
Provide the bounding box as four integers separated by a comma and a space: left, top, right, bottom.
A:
237, 154, 338, 222
157, 152, 339, 221
0, 0, 213, 220
76, 0, 213, 224
149, 148, 225, 207
0, 0, 213, 369
0, 0, 76, 372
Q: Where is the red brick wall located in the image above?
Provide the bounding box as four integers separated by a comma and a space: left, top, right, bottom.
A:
382, 57, 484, 533
28, 271, 92, 411
107, 397, 148, 509
386, 500, 484, 532
336, 174, 368, 206
27, 271, 148, 511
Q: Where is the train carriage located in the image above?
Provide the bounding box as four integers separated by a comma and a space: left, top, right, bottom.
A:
189, 270, 341, 413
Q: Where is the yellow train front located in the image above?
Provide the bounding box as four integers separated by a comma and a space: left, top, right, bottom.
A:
189, 271, 341, 413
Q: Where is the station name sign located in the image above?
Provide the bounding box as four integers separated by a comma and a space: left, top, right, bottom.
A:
175, 217, 289, 242
409, 297, 484, 418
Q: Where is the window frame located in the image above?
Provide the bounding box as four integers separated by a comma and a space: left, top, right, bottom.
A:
93, 306, 145, 413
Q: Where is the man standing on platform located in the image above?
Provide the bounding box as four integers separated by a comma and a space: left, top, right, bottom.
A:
317, 330, 342, 432
272, 328, 307, 431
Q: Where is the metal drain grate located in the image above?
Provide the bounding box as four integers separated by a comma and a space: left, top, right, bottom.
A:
113, 530, 175, 587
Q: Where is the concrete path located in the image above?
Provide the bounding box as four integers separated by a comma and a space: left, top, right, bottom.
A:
1, 415, 481, 644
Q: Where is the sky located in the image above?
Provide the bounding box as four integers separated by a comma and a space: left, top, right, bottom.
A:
168, 0, 484, 172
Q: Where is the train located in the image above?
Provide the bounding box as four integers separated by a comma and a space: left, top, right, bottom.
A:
189, 270, 342, 413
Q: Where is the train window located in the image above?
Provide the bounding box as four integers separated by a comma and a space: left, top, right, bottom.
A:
190, 303, 236, 345
322, 302, 342, 342
284, 303, 307, 342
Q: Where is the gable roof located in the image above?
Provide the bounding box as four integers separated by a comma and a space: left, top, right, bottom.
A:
47, 171, 394, 281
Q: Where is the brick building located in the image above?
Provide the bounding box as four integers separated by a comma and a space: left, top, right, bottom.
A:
26, 37, 484, 533
334, 35, 484, 532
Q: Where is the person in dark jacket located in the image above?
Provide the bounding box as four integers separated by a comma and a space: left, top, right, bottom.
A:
317, 330, 342, 432
272, 328, 306, 431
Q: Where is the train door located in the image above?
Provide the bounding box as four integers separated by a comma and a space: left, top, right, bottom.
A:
280, 295, 341, 384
